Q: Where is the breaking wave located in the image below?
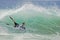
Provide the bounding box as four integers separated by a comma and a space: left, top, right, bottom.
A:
0, 3, 60, 40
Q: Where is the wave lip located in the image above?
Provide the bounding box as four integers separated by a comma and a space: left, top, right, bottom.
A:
0, 3, 60, 20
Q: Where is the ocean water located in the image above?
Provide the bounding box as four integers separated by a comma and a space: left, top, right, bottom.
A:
0, 4, 60, 40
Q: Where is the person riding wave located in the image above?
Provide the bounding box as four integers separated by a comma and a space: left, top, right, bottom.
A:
9, 16, 26, 30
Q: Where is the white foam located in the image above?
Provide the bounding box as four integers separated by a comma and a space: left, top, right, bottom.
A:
11, 33, 60, 40
0, 4, 25, 20
0, 26, 9, 35
0, 3, 60, 20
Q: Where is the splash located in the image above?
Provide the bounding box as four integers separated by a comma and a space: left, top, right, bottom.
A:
0, 3, 60, 40
0, 3, 60, 20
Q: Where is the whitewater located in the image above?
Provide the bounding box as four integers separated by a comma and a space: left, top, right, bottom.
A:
0, 4, 60, 40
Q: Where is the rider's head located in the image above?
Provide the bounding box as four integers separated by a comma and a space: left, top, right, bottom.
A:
22, 22, 25, 25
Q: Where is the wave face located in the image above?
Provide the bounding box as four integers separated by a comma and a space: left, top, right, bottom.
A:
0, 4, 60, 40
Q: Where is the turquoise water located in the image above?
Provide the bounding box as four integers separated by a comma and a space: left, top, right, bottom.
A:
0, 5, 60, 40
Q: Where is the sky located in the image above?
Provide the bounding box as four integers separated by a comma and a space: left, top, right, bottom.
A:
0, 0, 60, 9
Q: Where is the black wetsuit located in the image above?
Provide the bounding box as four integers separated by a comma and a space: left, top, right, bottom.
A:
9, 16, 25, 30
14, 22, 19, 27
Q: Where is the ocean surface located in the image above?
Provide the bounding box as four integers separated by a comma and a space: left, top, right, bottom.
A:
0, 4, 60, 40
